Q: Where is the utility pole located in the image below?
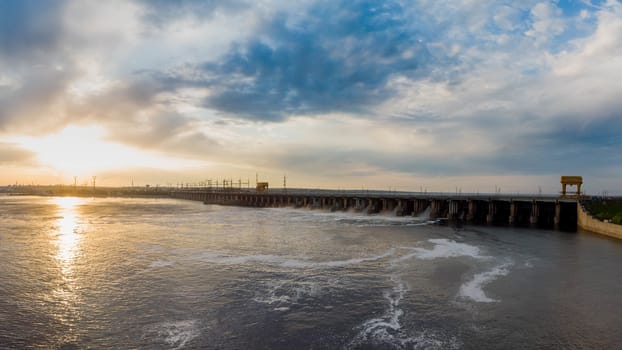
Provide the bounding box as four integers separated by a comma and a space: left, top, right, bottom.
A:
73, 176, 77, 188
283, 174, 287, 192
92, 176, 96, 191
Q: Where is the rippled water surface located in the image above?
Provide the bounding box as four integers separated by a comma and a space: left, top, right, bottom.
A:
2, 195, 622, 349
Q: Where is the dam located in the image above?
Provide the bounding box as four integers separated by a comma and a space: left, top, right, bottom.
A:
170, 188, 578, 231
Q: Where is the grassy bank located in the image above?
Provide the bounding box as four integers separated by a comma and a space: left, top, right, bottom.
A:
586, 200, 622, 225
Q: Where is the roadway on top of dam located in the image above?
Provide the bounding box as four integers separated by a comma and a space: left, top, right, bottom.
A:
174, 187, 578, 202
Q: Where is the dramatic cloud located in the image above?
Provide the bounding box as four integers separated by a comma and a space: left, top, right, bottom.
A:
0, 0, 620, 192
137, 0, 246, 27
165, 0, 434, 121
0, 0, 67, 61
0, 143, 36, 165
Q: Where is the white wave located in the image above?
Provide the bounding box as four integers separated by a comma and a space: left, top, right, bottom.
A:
348, 273, 460, 349
292, 282, 322, 299
458, 262, 512, 303
253, 280, 292, 305
254, 294, 291, 305
149, 260, 175, 268
147, 319, 199, 350
196, 252, 296, 266
401, 331, 461, 350
291, 248, 396, 268
254, 278, 340, 307
270, 207, 431, 227
253, 281, 291, 305
390, 239, 487, 264
416, 239, 485, 260
194, 248, 396, 269
349, 274, 408, 348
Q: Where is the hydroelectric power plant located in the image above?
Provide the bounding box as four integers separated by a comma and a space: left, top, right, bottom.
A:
170, 188, 579, 231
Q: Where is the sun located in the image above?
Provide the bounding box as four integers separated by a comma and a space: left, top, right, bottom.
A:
13, 125, 200, 181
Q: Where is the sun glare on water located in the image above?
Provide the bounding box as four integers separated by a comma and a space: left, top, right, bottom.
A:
53, 197, 85, 274
49, 196, 89, 330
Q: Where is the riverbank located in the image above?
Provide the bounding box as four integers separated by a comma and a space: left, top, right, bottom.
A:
578, 203, 622, 240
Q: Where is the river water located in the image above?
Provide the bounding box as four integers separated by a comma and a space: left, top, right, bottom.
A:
1, 195, 622, 349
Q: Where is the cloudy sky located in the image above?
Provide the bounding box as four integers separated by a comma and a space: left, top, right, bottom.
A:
1, 0, 621, 194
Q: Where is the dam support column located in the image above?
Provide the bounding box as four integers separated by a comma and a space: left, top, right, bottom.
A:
530, 201, 539, 227
394, 200, 404, 216
430, 200, 441, 219
487, 201, 495, 224
367, 199, 378, 214
354, 199, 360, 211
412, 200, 420, 216
448, 200, 458, 221
467, 200, 477, 224
553, 201, 564, 230
509, 202, 517, 225
387, 199, 396, 213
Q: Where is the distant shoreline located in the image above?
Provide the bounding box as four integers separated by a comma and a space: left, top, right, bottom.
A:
0, 186, 172, 199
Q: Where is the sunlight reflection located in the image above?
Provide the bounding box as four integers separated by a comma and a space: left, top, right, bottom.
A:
48, 196, 87, 339
53, 197, 85, 276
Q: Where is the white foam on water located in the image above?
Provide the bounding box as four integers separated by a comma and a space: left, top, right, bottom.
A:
254, 293, 292, 305
195, 252, 304, 266
458, 262, 512, 303
292, 282, 322, 299
254, 277, 341, 307
348, 274, 408, 348
404, 221, 433, 227
288, 248, 397, 268
273, 307, 290, 312
415, 239, 485, 260
253, 280, 292, 305
148, 319, 199, 350
348, 273, 461, 350
400, 331, 461, 350
348, 239, 471, 349
149, 260, 175, 268
390, 239, 488, 264
194, 248, 397, 269
270, 207, 432, 227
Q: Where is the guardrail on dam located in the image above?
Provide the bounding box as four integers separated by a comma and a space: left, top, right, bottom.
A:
170, 188, 578, 231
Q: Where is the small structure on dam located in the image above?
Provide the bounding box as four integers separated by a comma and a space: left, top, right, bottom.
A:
561, 176, 582, 197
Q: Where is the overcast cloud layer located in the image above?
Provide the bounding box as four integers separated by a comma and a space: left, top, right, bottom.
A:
1, 0, 621, 193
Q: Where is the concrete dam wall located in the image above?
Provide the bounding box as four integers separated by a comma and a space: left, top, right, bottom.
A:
170, 189, 578, 231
